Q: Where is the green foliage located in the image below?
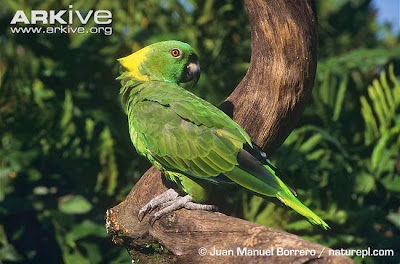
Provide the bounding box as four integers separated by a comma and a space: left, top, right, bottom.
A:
0, 0, 251, 263
0, 0, 399, 263
361, 64, 400, 144
246, 44, 400, 264
241, 3, 400, 263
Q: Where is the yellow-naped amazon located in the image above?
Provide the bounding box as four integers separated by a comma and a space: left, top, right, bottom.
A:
117, 40, 329, 229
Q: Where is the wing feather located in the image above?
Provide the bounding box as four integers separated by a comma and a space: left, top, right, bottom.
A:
129, 83, 251, 178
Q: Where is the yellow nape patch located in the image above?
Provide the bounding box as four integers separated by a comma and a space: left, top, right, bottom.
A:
118, 46, 151, 81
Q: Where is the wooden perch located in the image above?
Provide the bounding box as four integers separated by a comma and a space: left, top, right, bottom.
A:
106, 0, 354, 263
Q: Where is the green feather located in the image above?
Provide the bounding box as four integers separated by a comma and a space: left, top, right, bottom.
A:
118, 41, 329, 229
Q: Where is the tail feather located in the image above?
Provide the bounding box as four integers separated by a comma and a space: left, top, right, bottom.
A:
224, 165, 330, 230
277, 191, 330, 229
275, 177, 330, 230
264, 165, 330, 229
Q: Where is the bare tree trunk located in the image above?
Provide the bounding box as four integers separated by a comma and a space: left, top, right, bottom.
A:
106, 0, 353, 263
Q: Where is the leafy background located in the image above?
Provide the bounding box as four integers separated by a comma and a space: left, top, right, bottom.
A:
0, 0, 399, 263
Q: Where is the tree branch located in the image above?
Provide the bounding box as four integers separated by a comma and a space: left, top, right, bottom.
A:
224, 0, 317, 153
106, 0, 353, 263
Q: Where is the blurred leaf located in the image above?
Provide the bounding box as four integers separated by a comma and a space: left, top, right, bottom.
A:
67, 220, 107, 242
59, 195, 92, 215
81, 242, 102, 264
0, 225, 7, 246
382, 175, 400, 192
0, 168, 13, 201
297, 125, 350, 158
361, 64, 400, 145
97, 127, 118, 195
386, 212, 400, 229
319, 46, 400, 76
333, 74, 349, 120
371, 132, 391, 171
299, 134, 323, 153
60, 90, 74, 129
354, 173, 375, 194
0, 244, 23, 262
286, 220, 314, 232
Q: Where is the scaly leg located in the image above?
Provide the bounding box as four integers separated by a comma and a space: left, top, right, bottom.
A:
137, 189, 217, 225
138, 189, 179, 221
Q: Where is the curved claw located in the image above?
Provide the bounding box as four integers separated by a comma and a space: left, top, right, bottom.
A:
149, 195, 192, 226
138, 207, 149, 222
137, 189, 218, 225
137, 189, 179, 222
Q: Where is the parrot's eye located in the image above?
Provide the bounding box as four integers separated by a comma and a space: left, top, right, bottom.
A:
170, 48, 182, 58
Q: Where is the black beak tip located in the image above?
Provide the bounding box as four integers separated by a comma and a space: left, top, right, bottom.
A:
191, 65, 200, 88
180, 61, 201, 87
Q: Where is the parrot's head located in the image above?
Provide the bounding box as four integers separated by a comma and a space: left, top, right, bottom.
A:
118, 40, 200, 87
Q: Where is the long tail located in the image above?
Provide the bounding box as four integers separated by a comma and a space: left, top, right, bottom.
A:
274, 175, 330, 230
224, 164, 330, 230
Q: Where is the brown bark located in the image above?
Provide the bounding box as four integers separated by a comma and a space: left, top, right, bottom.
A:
226, 0, 317, 154
106, 0, 353, 263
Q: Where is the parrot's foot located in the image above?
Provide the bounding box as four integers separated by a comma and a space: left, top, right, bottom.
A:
137, 189, 217, 225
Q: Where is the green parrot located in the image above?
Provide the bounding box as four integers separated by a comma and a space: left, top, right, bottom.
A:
117, 40, 329, 229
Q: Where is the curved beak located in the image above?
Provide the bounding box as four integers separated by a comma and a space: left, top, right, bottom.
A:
180, 61, 200, 88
